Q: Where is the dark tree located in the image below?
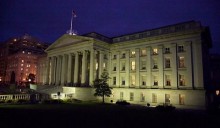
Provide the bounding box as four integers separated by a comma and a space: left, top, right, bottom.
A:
27, 73, 35, 83
93, 72, 112, 103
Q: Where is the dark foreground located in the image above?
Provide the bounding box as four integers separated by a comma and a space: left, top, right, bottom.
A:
0, 103, 219, 128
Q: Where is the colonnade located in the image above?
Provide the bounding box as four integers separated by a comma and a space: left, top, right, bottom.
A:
45, 49, 104, 86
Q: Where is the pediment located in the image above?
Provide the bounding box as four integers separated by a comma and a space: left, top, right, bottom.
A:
46, 34, 92, 51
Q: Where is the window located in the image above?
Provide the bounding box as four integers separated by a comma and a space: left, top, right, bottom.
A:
153, 59, 158, 69
131, 51, 135, 57
131, 61, 135, 70
153, 48, 158, 55
28, 52, 31, 54
21, 64, 23, 67
21, 68, 23, 71
141, 49, 146, 56
152, 93, 157, 103
179, 94, 185, 105
165, 94, 170, 104
131, 75, 135, 86
121, 62, 125, 71
178, 45, 184, 52
141, 76, 146, 86
120, 92, 124, 100
165, 75, 171, 86
165, 47, 170, 53
22, 51, 25, 53
121, 53, 126, 58
121, 77, 125, 85
141, 60, 146, 70
22, 60, 24, 63
96, 63, 98, 70
113, 63, 116, 71
104, 54, 107, 59
103, 63, 106, 70
179, 56, 185, 68
130, 92, 134, 101
165, 58, 171, 68
113, 77, 116, 85
179, 75, 185, 86
113, 55, 117, 59
140, 93, 145, 102
153, 76, 158, 86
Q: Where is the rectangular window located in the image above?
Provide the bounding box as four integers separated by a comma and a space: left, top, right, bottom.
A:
140, 93, 145, 102
179, 75, 185, 86
165, 58, 171, 68
131, 61, 135, 70
121, 77, 125, 85
165, 94, 170, 104
153, 59, 158, 69
121, 53, 126, 58
142, 76, 146, 86
130, 92, 134, 101
113, 55, 117, 59
153, 48, 158, 55
165, 47, 170, 53
165, 75, 171, 86
120, 92, 124, 100
179, 56, 185, 68
113, 63, 116, 71
178, 45, 184, 52
131, 75, 135, 86
121, 62, 125, 71
153, 76, 158, 86
179, 94, 185, 105
113, 77, 116, 85
131, 51, 135, 57
141, 60, 146, 70
152, 93, 157, 103
141, 49, 147, 56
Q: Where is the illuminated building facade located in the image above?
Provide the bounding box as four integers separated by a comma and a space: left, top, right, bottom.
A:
38, 21, 212, 109
0, 34, 48, 85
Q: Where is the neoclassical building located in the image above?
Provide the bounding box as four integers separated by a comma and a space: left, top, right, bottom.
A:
37, 21, 212, 109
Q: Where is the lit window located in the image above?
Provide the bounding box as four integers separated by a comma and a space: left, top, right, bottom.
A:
179, 75, 185, 86
21, 64, 23, 67
179, 94, 185, 105
179, 56, 185, 68
131, 51, 135, 57
28, 52, 31, 54
165, 75, 171, 86
103, 63, 106, 69
131, 75, 135, 86
131, 61, 135, 70
22, 51, 25, 53
216, 90, 219, 95
22, 60, 24, 63
21, 68, 23, 71
141, 49, 146, 56
165, 94, 170, 104
96, 63, 98, 70
153, 48, 158, 55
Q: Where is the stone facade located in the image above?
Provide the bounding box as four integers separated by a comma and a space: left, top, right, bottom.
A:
37, 21, 212, 109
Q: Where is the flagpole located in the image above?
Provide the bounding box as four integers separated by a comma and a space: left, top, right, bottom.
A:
70, 10, 73, 33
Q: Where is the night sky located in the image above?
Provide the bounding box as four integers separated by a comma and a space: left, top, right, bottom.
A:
0, 0, 220, 53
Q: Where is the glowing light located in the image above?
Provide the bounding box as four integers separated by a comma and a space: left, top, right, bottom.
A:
216, 90, 219, 95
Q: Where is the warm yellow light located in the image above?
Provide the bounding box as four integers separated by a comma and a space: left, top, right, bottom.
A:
216, 90, 219, 95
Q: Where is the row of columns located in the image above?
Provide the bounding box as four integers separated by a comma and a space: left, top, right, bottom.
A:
45, 49, 104, 86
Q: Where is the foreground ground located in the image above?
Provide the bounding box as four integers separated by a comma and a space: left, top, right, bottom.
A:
0, 103, 219, 128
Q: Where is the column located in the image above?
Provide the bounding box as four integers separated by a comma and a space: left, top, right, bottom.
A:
116, 51, 120, 87
146, 47, 152, 88
158, 45, 164, 88
99, 51, 104, 78
125, 50, 130, 87
81, 50, 87, 84
89, 49, 94, 85
50, 56, 55, 85
61, 54, 66, 85
67, 54, 72, 83
171, 43, 177, 89
74, 52, 79, 84
135, 48, 140, 88
45, 57, 50, 84
108, 52, 112, 86
185, 42, 193, 88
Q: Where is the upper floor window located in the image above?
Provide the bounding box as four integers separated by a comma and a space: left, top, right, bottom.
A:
165, 47, 170, 53
141, 49, 147, 56
113, 77, 116, 85
153, 59, 158, 69
141, 60, 146, 70
179, 75, 185, 86
121, 62, 125, 71
131, 61, 135, 71
179, 56, 185, 68
104, 54, 107, 59
113, 55, 117, 59
153, 76, 158, 86
121, 53, 126, 58
178, 45, 184, 52
130, 75, 135, 86
141, 76, 146, 86
131, 51, 135, 57
113, 63, 116, 71
153, 48, 158, 55
165, 75, 171, 86
165, 58, 171, 68
121, 77, 125, 85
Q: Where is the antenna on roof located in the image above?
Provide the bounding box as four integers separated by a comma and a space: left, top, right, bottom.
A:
66, 10, 77, 35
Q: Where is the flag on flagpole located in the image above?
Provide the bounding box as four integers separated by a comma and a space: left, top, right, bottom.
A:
72, 10, 77, 18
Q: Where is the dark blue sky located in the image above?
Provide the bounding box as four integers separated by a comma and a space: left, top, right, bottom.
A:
0, 0, 220, 53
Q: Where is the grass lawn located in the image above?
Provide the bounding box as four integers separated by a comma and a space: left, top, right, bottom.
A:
0, 103, 219, 128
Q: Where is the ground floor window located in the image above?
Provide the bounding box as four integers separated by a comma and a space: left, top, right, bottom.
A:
130, 92, 134, 101
165, 94, 170, 104
120, 92, 124, 100
152, 93, 157, 103
179, 94, 185, 105
140, 93, 145, 102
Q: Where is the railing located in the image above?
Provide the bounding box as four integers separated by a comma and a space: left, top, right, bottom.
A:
0, 94, 39, 101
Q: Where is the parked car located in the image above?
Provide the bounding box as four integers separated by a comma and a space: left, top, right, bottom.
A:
116, 100, 130, 105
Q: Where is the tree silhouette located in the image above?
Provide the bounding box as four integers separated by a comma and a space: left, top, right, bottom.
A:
93, 72, 112, 103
